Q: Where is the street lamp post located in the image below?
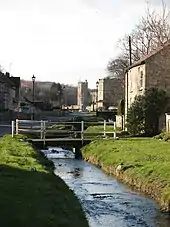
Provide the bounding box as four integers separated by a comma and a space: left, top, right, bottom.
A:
96, 81, 99, 112
32, 75, 35, 120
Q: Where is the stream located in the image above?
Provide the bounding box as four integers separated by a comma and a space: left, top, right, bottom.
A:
42, 147, 170, 227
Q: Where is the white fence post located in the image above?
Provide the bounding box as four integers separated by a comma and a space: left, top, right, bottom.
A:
12, 121, 15, 137
114, 122, 116, 139
104, 120, 106, 138
165, 113, 168, 132
43, 121, 46, 147
40, 120, 43, 139
16, 119, 19, 135
81, 121, 84, 141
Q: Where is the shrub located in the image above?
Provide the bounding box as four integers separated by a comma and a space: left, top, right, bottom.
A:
127, 88, 169, 136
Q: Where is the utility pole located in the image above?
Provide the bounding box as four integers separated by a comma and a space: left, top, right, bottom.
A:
126, 36, 132, 129
129, 36, 132, 66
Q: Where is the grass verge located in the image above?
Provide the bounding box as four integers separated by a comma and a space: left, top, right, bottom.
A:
84, 125, 129, 138
0, 134, 88, 227
82, 137, 170, 211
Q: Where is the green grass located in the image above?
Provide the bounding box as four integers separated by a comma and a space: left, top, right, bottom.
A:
82, 137, 170, 210
83, 125, 115, 139
85, 125, 115, 132
0, 134, 88, 227
84, 125, 127, 138
48, 124, 72, 130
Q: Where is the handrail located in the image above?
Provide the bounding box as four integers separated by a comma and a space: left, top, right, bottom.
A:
17, 120, 47, 123
17, 129, 116, 134
13, 119, 117, 142
18, 129, 42, 132
16, 120, 115, 124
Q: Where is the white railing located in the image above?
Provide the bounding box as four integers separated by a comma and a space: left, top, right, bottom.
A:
12, 119, 117, 140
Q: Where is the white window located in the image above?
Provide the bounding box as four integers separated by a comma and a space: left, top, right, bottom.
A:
138, 67, 143, 89
140, 71, 143, 88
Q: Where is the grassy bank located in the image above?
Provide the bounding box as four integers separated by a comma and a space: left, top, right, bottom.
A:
84, 125, 128, 138
0, 134, 88, 227
85, 125, 115, 132
82, 138, 170, 211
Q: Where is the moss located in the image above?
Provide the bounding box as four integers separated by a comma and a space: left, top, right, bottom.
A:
82, 137, 170, 211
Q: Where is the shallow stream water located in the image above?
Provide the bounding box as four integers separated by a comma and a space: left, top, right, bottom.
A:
43, 148, 170, 227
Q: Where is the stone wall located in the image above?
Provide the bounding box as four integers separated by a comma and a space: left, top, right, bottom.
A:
146, 44, 170, 95
98, 77, 124, 109
125, 43, 170, 131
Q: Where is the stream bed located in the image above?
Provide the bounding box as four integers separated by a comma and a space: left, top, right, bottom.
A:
43, 147, 170, 227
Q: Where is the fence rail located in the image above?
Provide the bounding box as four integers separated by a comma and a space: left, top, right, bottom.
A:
12, 119, 117, 141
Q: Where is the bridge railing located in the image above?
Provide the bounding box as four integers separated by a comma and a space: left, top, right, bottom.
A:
13, 119, 117, 140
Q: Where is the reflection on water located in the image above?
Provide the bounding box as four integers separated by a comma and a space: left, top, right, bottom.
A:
41, 148, 170, 227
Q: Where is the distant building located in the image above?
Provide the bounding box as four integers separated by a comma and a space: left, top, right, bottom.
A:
89, 89, 97, 111
63, 85, 77, 106
10, 76, 20, 110
21, 80, 78, 108
0, 72, 20, 111
89, 89, 97, 103
77, 80, 89, 111
97, 77, 123, 110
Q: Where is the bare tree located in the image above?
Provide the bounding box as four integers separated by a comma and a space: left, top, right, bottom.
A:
107, 56, 129, 88
118, 1, 170, 63
50, 83, 63, 103
107, 1, 170, 102
107, 56, 129, 78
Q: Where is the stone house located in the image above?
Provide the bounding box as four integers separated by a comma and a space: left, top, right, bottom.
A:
0, 72, 20, 111
125, 40, 170, 129
97, 77, 123, 110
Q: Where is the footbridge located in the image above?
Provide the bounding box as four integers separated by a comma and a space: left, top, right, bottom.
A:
11, 119, 117, 154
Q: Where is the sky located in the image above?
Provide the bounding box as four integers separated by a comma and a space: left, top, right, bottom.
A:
0, 0, 169, 88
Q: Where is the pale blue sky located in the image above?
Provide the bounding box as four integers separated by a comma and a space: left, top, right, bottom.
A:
0, 0, 169, 88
